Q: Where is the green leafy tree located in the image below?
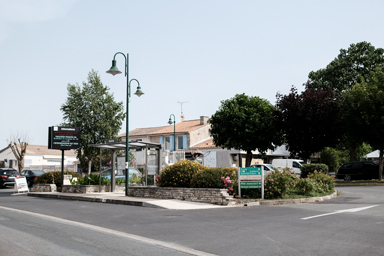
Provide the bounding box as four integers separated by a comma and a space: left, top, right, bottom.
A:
308, 41, 384, 92
275, 85, 343, 161
209, 93, 281, 167
343, 67, 384, 180
60, 70, 125, 174
308, 42, 384, 161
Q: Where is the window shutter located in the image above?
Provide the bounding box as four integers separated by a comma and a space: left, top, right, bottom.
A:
160, 136, 163, 150
183, 135, 187, 150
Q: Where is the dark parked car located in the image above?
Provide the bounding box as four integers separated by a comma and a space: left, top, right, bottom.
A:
336, 161, 380, 180
20, 169, 45, 187
0, 168, 21, 188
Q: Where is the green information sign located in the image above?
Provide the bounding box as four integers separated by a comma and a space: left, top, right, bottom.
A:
240, 181, 262, 189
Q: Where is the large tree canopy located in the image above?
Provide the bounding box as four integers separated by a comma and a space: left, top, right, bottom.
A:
209, 93, 281, 167
275, 85, 342, 161
343, 67, 384, 180
61, 70, 125, 174
308, 41, 384, 92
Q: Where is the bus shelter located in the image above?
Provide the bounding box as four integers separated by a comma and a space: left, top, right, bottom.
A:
89, 140, 161, 192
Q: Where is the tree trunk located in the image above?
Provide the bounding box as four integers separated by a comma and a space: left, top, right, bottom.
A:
379, 148, 383, 181
349, 144, 357, 162
245, 150, 253, 167
9, 141, 28, 173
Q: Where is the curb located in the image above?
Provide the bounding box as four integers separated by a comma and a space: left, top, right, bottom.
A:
336, 183, 384, 186
241, 191, 338, 206
27, 193, 165, 209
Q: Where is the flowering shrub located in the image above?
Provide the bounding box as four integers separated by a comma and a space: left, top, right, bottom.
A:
264, 168, 299, 199
159, 159, 205, 187
307, 171, 335, 193
295, 178, 315, 195
300, 164, 329, 178
190, 167, 237, 190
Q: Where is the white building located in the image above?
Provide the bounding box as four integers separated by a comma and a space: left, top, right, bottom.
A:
0, 145, 78, 172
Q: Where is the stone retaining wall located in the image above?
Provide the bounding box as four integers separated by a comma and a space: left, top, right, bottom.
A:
128, 187, 235, 205
30, 184, 57, 192
62, 185, 125, 193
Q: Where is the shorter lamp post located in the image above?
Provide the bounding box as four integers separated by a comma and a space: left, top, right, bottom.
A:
168, 114, 176, 151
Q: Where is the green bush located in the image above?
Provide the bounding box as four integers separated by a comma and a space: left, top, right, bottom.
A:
159, 160, 205, 187
300, 163, 329, 178
191, 167, 238, 190
295, 178, 316, 195
36, 171, 82, 187
264, 169, 299, 199
307, 171, 335, 193
71, 174, 111, 185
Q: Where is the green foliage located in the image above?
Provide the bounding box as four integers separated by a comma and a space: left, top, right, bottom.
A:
116, 178, 125, 185
129, 173, 141, 184
264, 169, 299, 199
307, 171, 335, 194
275, 86, 342, 161
308, 41, 384, 92
209, 93, 282, 167
320, 148, 339, 173
60, 70, 125, 173
191, 167, 238, 190
300, 163, 329, 178
295, 178, 316, 195
71, 174, 111, 185
36, 171, 82, 187
159, 160, 205, 187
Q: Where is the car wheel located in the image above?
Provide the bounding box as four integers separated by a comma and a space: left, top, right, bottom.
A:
344, 175, 352, 181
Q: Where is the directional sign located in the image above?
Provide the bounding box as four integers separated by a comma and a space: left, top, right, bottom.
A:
240, 181, 262, 189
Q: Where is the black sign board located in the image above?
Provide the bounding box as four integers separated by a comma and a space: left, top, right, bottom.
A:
48, 126, 81, 150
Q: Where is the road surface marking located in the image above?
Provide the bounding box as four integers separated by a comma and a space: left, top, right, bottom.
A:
301, 205, 378, 220
0, 206, 218, 256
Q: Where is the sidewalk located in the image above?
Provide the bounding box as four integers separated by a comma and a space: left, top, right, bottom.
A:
26, 190, 338, 209
27, 192, 228, 210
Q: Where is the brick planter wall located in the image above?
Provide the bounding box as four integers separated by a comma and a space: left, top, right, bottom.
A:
128, 187, 235, 205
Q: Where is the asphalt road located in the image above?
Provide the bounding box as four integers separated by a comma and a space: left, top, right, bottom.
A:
0, 186, 383, 256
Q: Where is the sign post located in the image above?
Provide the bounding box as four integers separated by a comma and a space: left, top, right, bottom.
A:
48, 126, 80, 189
238, 167, 264, 199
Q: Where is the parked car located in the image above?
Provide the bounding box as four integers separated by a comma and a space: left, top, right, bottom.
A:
271, 159, 304, 175
336, 161, 380, 180
20, 169, 45, 187
0, 168, 21, 188
250, 164, 275, 176
102, 167, 142, 180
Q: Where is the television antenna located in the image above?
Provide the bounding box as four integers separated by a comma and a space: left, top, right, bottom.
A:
178, 101, 189, 121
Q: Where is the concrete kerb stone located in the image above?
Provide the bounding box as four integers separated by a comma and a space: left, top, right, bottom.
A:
250, 191, 338, 206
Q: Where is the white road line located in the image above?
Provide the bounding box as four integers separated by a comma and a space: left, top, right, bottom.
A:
0, 206, 218, 256
301, 205, 379, 220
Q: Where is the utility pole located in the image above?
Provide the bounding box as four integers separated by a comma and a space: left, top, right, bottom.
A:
178, 101, 189, 121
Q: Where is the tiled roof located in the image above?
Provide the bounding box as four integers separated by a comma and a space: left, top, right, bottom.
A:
190, 138, 219, 149
118, 126, 169, 137
26, 145, 77, 156
151, 119, 209, 135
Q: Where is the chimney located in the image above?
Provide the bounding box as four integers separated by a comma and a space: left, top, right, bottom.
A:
200, 116, 209, 125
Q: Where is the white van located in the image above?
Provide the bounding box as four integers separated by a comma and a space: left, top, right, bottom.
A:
271, 159, 304, 175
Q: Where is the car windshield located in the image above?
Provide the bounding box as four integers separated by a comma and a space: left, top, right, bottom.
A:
31, 170, 45, 175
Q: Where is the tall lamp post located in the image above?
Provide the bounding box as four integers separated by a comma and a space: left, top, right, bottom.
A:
106, 52, 144, 196
168, 114, 176, 151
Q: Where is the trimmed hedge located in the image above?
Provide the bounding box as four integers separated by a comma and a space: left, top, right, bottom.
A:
300, 163, 329, 178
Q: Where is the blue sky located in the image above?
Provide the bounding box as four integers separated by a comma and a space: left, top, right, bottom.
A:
1, 0, 383, 149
